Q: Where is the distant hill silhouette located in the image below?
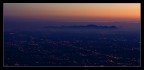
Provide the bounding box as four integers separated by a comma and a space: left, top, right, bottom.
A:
44, 24, 118, 29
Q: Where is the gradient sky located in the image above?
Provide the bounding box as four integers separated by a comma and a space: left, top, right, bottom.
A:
4, 3, 140, 22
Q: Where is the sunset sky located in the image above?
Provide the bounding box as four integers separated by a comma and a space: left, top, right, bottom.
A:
4, 3, 140, 22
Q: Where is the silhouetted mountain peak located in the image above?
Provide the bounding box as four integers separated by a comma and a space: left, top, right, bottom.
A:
87, 24, 98, 27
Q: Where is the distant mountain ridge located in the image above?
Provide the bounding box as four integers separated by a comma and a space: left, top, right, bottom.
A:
44, 24, 118, 29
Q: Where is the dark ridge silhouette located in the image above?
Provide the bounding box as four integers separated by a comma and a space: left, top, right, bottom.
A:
44, 24, 118, 29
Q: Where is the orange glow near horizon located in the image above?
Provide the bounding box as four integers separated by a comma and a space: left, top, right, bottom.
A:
4, 3, 140, 22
